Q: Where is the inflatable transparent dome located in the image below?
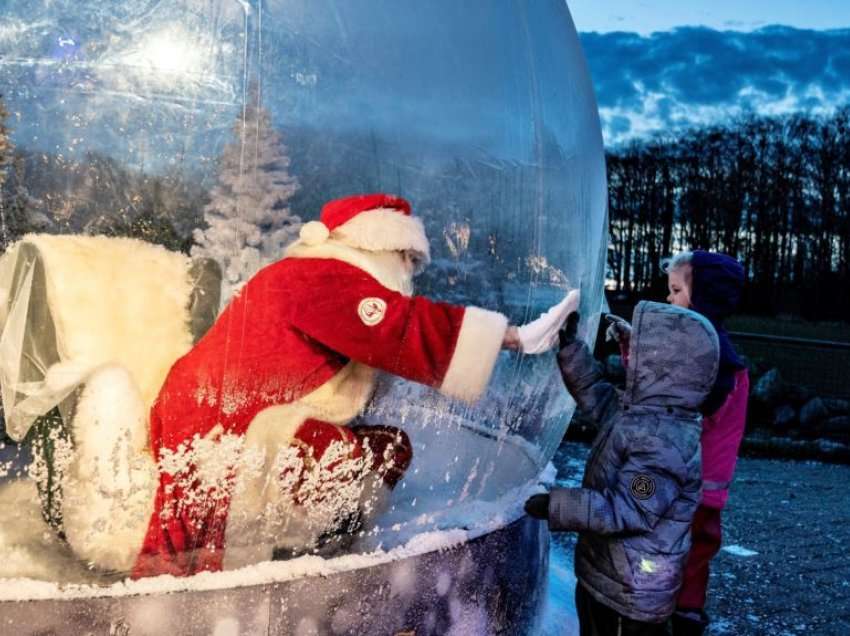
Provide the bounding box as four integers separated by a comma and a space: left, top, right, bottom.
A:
0, 0, 606, 590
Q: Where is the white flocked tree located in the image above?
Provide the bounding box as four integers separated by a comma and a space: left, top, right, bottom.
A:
193, 95, 301, 303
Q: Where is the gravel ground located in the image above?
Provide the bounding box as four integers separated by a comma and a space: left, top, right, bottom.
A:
548, 443, 850, 636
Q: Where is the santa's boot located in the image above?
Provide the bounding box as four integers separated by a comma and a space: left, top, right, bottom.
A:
350, 424, 413, 490
273, 422, 412, 559
273, 419, 366, 559
313, 424, 412, 557
350, 424, 412, 526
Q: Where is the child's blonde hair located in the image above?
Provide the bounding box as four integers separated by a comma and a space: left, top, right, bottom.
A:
661, 251, 693, 274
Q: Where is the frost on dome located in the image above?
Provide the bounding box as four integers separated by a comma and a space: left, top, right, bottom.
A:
0, 0, 606, 604
156, 431, 377, 546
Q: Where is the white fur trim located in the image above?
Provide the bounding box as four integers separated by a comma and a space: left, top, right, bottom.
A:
61, 364, 157, 573
332, 208, 431, 265
299, 221, 330, 246
19, 234, 194, 409
285, 239, 415, 296
440, 307, 508, 403
298, 361, 378, 423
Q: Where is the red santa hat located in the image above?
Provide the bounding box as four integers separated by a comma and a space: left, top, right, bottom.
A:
298, 194, 430, 265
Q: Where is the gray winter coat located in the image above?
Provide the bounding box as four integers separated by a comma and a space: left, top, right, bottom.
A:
549, 301, 719, 623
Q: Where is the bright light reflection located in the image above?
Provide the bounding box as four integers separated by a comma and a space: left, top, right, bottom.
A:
124, 28, 207, 77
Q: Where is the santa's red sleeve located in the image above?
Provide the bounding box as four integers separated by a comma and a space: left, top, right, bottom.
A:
289, 260, 508, 402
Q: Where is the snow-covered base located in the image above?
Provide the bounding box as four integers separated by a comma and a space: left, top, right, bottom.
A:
0, 462, 552, 589
0, 431, 553, 634
0, 514, 548, 635
0, 426, 553, 588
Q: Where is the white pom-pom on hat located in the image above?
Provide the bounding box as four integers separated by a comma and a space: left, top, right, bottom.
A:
294, 194, 430, 264
299, 221, 330, 246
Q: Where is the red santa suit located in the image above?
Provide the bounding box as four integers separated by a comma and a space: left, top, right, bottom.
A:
132, 194, 509, 578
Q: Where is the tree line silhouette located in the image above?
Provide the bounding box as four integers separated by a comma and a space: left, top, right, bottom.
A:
607, 109, 850, 322
5, 88, 849, 322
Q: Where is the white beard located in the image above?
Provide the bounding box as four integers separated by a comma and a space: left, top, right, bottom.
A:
285, 240, 415, 296
362, 250, 415, 296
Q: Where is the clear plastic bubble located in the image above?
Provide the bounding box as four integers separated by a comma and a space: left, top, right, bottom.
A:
0, 1, 606, 589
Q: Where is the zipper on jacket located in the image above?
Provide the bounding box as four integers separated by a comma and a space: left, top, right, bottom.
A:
617, 616, 622, 636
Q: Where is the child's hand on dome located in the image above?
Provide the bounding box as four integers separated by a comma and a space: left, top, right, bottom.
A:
558, 311, 581, 348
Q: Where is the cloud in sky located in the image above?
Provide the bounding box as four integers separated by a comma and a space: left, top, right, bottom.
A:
568, 0, 850, 36
580, 26, 850, 145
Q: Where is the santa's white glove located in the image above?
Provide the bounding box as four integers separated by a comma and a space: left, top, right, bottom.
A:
604, 313, 632, 344
517, 289, 581, 354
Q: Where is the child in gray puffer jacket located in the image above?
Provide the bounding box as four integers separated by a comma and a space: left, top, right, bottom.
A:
526, 301, 719, 635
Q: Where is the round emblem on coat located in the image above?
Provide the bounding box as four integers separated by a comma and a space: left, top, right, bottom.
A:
630, 474, 656, 500
358, 297, 387, 326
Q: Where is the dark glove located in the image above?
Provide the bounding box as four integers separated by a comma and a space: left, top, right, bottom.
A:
524, 493, 550, 520
604, 313, 632, 345
558, 312, 580, 349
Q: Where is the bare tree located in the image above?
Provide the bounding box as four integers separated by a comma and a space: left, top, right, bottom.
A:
606, 111, 850, 320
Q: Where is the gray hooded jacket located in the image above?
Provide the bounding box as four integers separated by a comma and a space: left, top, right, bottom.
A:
549, 301, 719, 623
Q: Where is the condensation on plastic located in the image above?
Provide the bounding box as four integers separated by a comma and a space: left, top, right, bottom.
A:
0, 257, 85, 444
0, 0, 607, 586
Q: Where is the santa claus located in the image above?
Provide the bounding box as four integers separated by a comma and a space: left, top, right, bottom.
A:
59, 193, 578, 578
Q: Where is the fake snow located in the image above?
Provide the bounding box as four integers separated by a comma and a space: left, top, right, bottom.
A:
388, 559, 417, 599
446, 596, 489, 636
0, 386, 558, 604
212, 617, 240, 636
294, 617, 320, 636
0, 454, 554, 601
436, 571, 452, 596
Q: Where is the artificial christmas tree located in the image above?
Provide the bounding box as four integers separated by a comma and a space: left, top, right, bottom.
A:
192, 95, 302, 302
